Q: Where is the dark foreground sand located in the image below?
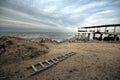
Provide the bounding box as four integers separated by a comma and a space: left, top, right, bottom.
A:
0, 36, 120, 80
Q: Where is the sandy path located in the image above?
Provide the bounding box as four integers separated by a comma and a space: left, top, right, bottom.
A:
23, 42, 120, 80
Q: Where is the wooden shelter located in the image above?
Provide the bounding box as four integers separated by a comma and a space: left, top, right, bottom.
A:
75, 24, 120, 41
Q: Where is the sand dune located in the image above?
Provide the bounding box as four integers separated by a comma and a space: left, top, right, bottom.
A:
0, 36, 49, 65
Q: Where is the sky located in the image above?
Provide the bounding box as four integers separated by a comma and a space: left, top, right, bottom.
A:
0, 0, 120, 32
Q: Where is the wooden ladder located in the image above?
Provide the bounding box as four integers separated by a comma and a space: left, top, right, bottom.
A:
17, 52, 76, 80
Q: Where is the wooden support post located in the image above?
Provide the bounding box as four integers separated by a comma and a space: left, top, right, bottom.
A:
78, 33, 79, 39
114, 35, 117, 41
88, 33, 90, 40
93, 33, 95, 39
105, 27, 107, 33
78, 33, 80, 39
114, 26, 116, 33
84, 33, 86, 39
100, 34, 103, 40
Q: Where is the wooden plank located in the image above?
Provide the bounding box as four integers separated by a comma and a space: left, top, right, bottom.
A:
80, 24, 120, 28
48, 59, 54, 64
54, 57, 59, 61
31, 65, 37, 72
45, 60, 52, 65
39, 62, 45, 68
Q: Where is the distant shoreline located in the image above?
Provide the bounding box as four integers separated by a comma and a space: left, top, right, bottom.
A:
0, 32, 76, 42
0, 36, 120, 44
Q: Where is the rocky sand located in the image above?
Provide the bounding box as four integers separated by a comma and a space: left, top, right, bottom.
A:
0, 36, 120, 80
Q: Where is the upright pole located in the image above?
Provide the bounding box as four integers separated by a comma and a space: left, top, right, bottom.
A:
78, 33, 79, 39
88, 33, 90, 40
93, 33, 95, 39
105, 27, 107, 33
114, 26, 116, 33
100, 34, 103, 40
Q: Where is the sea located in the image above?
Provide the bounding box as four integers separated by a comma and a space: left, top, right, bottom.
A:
0, 32, 76, 41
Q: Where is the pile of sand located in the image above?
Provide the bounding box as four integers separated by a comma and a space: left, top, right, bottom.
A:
33, 37, 58, 43
0, 36, 49, 65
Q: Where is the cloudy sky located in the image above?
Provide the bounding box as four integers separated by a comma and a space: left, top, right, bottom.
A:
0, 0, 120, 32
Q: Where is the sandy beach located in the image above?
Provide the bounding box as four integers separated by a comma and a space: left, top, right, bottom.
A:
0, 36, 120, 80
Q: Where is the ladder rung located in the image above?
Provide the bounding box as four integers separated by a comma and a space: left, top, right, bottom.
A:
39, 62, 45, 68
51, 59, 58, 63
54, 57, 59, 61
45, 60, 52, 65
48, 60, 54, 65
31, 65, 37, 72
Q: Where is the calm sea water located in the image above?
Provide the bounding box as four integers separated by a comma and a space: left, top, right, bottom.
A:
0, 32, 76, 41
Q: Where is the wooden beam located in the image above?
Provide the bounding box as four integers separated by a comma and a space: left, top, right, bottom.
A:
81, 24, 120, 28
114, 26, 116, 33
